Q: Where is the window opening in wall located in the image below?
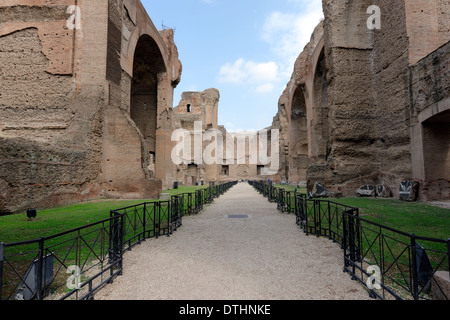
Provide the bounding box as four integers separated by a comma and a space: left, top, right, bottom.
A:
221, 165, 229, 176
257, 165, 265, 175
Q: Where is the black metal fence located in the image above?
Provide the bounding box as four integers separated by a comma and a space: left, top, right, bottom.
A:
0, 215, 124, 301
249, 180, 449, 300
0, 181, 237, 301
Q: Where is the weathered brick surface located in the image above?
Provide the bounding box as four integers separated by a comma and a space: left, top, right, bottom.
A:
0, 0, 182, 213
272, 0, 450, 200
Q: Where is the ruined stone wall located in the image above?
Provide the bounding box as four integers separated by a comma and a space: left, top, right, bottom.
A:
90, 0, 182, 197
321, 0, 449, 198
409, 40, 450, 200
270, 105, 289, 183
173, 89, 277, 185
312, 0, 381, 194
0, 0, 182, 213
410, 41, 450, 118
173, 89, 220, 185
362, 0, 412, 196
0, 1, 106, 213
273, 0, 449, 200
272, 22, 324, 186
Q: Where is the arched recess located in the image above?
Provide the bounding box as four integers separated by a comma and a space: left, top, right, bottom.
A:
313, 49, 328, 109
421, 108, 450, 199
130, 34, 167, 175
311, 48, 330, 162
289, 85, 309, 183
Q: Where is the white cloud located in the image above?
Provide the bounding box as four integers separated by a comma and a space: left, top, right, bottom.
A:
218, 58, 279, 93
255, 83, 275, 94
218, 59, 279, 85
262, 0, 324, 75
217, 59, 247, 84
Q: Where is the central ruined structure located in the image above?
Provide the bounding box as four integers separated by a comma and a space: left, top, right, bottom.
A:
173, 88, 279, 186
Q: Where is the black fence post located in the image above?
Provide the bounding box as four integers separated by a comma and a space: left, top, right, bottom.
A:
156, 202, 160, 239
448, 239, 450, 280
317, 201, 322, 237
143, 203, 147, 240
118, 214, 124, 275
304, 198, 309, 236
109, 212, 123, 266
36, 237, 44, 300
314, 200, 319, 237
0, 242, 4, 300
343, 213, 349, 272
355, 209, 361, 262
410, 234, 419, 300
328, 201, 331, 240
348, 215, 356, 279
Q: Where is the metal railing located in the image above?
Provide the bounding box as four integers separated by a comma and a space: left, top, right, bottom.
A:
0, 214, 124, 301
0, 181, 237, 301
343, 212, 450, 300
249, 180, 449, 300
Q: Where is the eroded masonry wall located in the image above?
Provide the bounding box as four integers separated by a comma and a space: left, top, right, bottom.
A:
410, 40, 450, 200
0, 0, 182, 213
0, 2, 106, 213
274, 0, 449, 200
366, 0, 413, 197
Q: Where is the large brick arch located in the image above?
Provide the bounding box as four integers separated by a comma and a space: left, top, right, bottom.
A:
0, 1, 182, 213
102, 1, 182, 199
121, 1, 170, 79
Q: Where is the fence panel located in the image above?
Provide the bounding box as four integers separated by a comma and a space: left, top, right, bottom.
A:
343, 213, 449, 300
1, 215, 124, 301
1, 182, 237, 300
249, 180, 449, 300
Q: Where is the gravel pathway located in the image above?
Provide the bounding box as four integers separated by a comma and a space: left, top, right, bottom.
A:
96, 183, 369, 300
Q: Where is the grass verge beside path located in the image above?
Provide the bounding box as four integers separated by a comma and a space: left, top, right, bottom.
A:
328, 196, 450, 240
0, 186, 207, 244
1, 184, 448, 244
273, 183, 449, 240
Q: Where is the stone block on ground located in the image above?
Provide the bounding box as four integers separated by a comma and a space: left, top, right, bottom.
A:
159, 193, 171, 200
311, 182, 330, 198
399, 181, 420, 202
432, 271, 450, 300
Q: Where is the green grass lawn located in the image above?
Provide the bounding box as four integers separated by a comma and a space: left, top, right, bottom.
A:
271, 185, 449, 279
272, 184, 306, 193
162, 184, 209, 196
322, 196, 450, 240
1, 184, 448, 300
0, 185, 207, 244
1, 185, 448, 244
272, 184, 449, 240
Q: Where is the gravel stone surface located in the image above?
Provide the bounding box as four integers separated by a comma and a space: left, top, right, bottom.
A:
96, 183, 370, 300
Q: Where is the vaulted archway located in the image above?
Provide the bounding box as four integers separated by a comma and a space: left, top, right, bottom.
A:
130, 34, 167, 175
289, 85, 309, 184
421, 108, 450, 200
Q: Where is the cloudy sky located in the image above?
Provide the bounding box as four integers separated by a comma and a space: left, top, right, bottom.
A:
142, 0, 324, 132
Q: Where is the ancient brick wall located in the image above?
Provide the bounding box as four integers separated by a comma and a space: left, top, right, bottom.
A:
0, 2, 105, 213
409, 40, 450, 200
273, 0, 449, 200
0, 0, 182, 213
